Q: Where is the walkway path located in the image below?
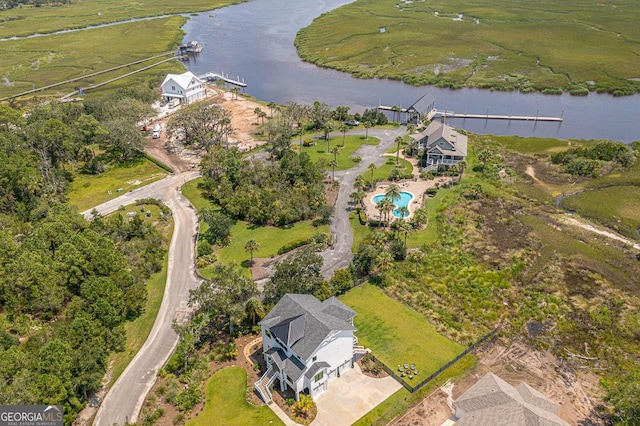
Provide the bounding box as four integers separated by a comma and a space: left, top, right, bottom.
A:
91, 171, 201, 426
320, 127, 407, 278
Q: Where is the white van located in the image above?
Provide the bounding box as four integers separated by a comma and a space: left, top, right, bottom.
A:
152, 123, 162, 139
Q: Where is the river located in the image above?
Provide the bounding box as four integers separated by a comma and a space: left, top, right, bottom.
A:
181, 0, 639, 142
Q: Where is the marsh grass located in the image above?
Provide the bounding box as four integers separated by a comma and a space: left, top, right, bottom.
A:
296, 0, 640, 94
0, 17, 187, 99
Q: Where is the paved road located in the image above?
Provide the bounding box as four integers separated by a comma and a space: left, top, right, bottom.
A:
91, 171, 201, 426
90, 126, 405, 424
320, 127, 406, 277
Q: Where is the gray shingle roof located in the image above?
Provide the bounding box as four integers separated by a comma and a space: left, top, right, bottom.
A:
321, 297, 356, 322
411, 121, 468, 157
304, 362, 330, 380
455, 373, 569, 426
265, 347, 306, 381
260, 294, 356, 360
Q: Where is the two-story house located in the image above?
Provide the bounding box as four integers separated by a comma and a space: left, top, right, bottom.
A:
160, 71, 206, 105
411, 120, 468, 170
255, 294, 359, 403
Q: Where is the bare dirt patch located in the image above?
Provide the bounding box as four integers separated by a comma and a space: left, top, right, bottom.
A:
393, 339, 605, 426
144, 87, 268, 172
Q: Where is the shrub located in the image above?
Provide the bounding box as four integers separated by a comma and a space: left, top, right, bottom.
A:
197, 240, 213, 258
175, 385, 201, 412
277, 238, 311, 255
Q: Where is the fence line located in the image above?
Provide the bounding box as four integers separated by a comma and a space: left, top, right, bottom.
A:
368, 327, 499, 393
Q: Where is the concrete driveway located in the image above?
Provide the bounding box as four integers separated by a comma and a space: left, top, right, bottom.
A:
311, 364, 402, 426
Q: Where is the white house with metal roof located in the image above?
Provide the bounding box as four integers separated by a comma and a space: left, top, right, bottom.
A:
411, 120, 467, 170
160, 71, 206, 105
255, 294, 361, 403
454, 372, 569, 426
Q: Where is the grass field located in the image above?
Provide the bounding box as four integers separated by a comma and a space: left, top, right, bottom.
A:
561, 186, 640, 240
66, 157, 168, 212
213, 220, 329, 269
340, 283, 466, 383
296, 134, 380, 171
186, 367, 283, 426
295, 0, 640, 95
181, 177, 329, 278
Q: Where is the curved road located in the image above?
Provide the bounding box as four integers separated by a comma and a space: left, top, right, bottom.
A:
90, 126, 405, 424
320, 127, 407, 277
90, 171, 201, 426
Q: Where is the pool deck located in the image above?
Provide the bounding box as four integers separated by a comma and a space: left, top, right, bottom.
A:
363, 176, 455, 221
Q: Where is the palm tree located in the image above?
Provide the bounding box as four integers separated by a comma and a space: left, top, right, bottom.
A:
373, 251, 393, 279
354, 175, 366, 191
253, 107, 263, 125
267, 101, 277, 118
244, 239, 260, 264
385, 183, 401, 205
378, 198, 394, 226
370, 231, 387, 248
339, 123, 349, 147
391, 105, 401, 123
396, 219, 413, 248
407, 249, 425, 275
329, 159, 337, 181
406, 139, 418, 157
407, 124, 416, 135
258, 110, 267, 125
395, 136, 403, 165
230, 86, 240, 99
397, 205, 410, 220
364, 120, 372, 140
331, 146, 340, 163
350, 190, 365, 213
323, 122, 333, 152
367, 163, 376, 189
245, 297, 264, 325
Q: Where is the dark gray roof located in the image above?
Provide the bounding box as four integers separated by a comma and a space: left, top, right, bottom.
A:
270, 314, 306, 347
265, 347, 306, 381
406, 93, 435, 113
455, 373, 569, 426
321, 297, 356, 322
304, 362, 330, 380
411, 121, 468, 157
260, 294, 356, 360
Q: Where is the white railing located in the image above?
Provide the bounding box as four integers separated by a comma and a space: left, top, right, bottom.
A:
353, 345, 366, 354
254, 366, 274, 403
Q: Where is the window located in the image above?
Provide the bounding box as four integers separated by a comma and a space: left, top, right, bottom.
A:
314, 372, 323, 382
312, 356, 317, 362
171, 85, 176, 90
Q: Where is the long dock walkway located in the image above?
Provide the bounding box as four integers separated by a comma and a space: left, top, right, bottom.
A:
199, 72, 247, 87
436, 110, 563, 122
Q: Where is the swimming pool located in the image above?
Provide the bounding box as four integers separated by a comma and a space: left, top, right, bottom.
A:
372, 191, 414, 218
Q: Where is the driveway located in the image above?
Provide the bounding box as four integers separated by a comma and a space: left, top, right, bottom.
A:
311, 364, 403, 426
320, 127, 407, 278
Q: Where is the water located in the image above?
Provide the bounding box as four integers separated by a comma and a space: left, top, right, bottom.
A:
181, 0, 640, 142
373, 191, 414, 218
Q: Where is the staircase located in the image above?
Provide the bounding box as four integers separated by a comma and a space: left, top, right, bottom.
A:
254, 366, 278, 404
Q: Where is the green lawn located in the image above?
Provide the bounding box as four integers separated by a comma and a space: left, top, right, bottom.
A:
340, 283, 466, 383
67, 157, 168, 212
182, 178, 216, 212
182, 178, 329, 277
296, 134, 379, 171
406, 187, 453, 247
186, 367, 283, 426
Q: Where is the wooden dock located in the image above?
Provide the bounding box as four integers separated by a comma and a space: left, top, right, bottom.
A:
436, 110, 563, 122
199, 72, 247, 88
